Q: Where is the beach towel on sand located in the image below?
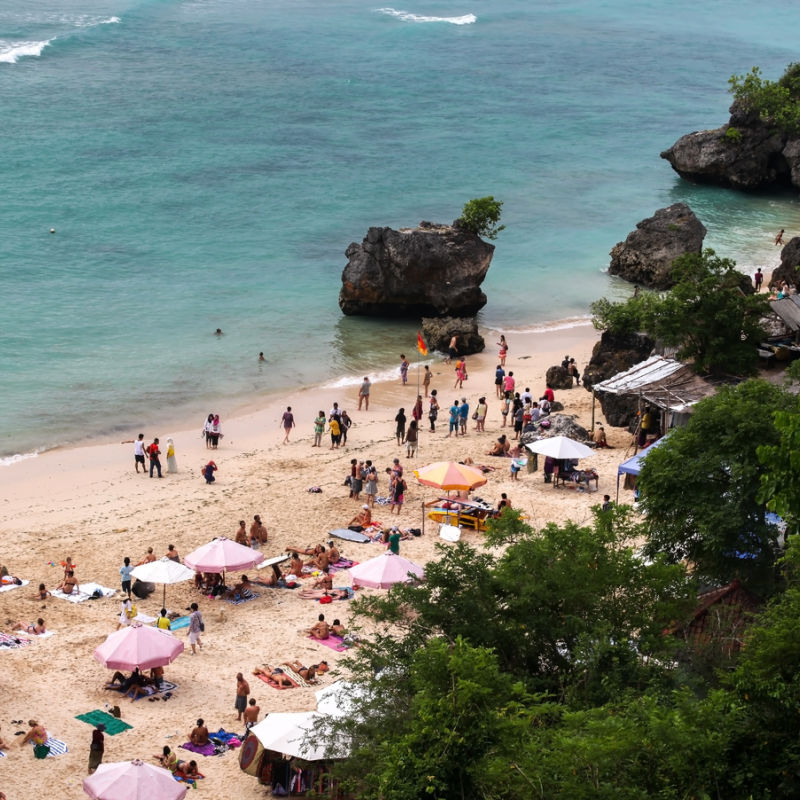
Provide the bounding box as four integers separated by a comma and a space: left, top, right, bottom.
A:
52, 582, 116, 603
0, 579, 29, 593
225, 591, 260, 606
180, 741, 217, 757
30, 736, 68, 757
16, 629, 55, 639
107, 680, 178, 701
0, 632, 31, 649
328, 559, 356, 573
75, 710, 132, 735
169, 616, 190, 630
309, 634, 349, 652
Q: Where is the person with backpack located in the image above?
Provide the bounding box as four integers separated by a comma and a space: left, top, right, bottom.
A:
187, 602, 204, 654
147, 437, 162, 478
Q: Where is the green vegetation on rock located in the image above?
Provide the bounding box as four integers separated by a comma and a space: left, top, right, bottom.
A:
728, 62, 800, 134
456, 196, 505, 240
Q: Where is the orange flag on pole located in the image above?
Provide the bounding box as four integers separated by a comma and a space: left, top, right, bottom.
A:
417, 332, 428, 356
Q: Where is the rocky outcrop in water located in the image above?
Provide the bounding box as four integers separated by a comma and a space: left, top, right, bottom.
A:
339, 221, 494, 317
608, 204, 706, 289
768, 237, 800, 288
660, 101, 800, 190
421, 317, 485, 356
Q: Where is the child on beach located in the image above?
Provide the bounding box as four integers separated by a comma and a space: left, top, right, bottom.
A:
202, 461, 217, 483
313, 410, 325, 447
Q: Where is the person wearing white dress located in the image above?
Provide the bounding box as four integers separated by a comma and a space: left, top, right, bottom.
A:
166, 437, 178, 473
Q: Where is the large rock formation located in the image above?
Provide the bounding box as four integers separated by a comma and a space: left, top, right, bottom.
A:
583, 331, 654, 428
421, 317, 485, 356
545, 365, 573, 390
339, 221, 494, 317
768, 237, 800, 288
660, 101, 800, 190
608, 204, 706, 289
520, 414, 590, 447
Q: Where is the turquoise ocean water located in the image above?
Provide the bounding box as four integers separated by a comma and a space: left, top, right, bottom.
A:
2, 0, 800, 460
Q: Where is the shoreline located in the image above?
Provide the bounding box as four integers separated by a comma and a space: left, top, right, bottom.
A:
0, 315, 597, 467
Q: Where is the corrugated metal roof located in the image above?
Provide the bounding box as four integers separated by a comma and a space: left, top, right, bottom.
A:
593, 355, 715, 413
769, 297, 800, 332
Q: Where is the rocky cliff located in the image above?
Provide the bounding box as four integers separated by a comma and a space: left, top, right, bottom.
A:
769, 237, 800, 288
339, 221, 494, 317
660, 101, 800, 190
421, 317, 485, 356
608, 204, 706, 289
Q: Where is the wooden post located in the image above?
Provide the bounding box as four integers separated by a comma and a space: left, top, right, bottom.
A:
591, 389, 596, 430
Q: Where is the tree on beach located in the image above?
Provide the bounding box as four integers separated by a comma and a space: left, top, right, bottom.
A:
728, 62, 800, 135
639, 379, 794, 594
591, 249, 767, 375
455, 196, 505, 240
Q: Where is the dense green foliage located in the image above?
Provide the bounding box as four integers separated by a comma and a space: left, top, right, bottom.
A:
456, 196, 505, 240
640, 379, 793, 594
592, 249, 767, 375
310, 499, 800, 799
728, 62, 800, 135
758, 393, 800, 536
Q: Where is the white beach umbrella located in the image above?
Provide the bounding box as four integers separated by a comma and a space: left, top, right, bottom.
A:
315, 681, 369, 718
524, 435, 594, 460
131, 558, 195, 607
250, 712, 341, 760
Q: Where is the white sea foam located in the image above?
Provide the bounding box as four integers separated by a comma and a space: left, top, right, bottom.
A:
0, 39, 53, 64
323, 364, 411, 390
502, 316, 595, 335
0, 451, 40, 467
76, 16, 121, 28
377, 7, 476, 24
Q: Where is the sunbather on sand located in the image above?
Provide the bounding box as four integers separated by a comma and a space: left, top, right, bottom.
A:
0, 725, 14, 751
347, 505, 372, 532
306, 546, 330, 572
309, 613, 330, 639
326, 541, 341, 562
57, 570, 78, 595
154, 745, 178, 772
285, 660, 319, 683
284, 553, 304, 577
298, 588, 350, 600
312, 573, 333, 591
19, 720, 47, 747
487, 435, 511, 457
225, 575, 254, 599
253, 665, 294, 686
189, 719, 209, 746
287, 544, 323, 557
176, 760, 200, 780
331, 619, 347, 636
16, 618, 46, 635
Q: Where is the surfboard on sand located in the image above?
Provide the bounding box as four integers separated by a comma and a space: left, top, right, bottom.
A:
329, 528, 371, 543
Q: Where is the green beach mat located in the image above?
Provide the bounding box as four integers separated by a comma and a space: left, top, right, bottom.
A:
75, 710, 132, 735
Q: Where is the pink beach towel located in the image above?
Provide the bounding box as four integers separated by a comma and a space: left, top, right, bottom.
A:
308, 634, 348, 652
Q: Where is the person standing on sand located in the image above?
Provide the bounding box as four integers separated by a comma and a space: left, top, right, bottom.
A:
313, 410, 325, 447
412, 395, 423, 425
775, 229, 785, 246
497, 334, 508, 366
428, 389, 439, 432
358, 377, 371, 411
448, 400, 460, 437
147, 437, 162, 478
328, 414, 341, 449
423, 365, 432, 397
120, 557, 134, 598
244, 698, 260, 728
88, 723, 105, 774
754, 267, 764, 291
495, 365, 505, 399
399, 354, 409, 385
203, 413, 214, 448
454, 359, 467, 389
187, 602, 203, 654
209, 415, 222, 448
459, 397, 470, 436
121, 433, 147, 474
395, 408, 406, 445
235, 672, 250, 722
340, 410, 352, 445
166, 437, 178, 473
281, 406, 295, 443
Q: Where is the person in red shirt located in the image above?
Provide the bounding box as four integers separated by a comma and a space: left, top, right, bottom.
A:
147, 438, 162, 478
542, 385, 555, 404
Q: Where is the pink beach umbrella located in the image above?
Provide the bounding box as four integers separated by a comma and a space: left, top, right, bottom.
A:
83, 759, 187, 800
348, 552, 425, 589
183, 537, 264, 574
93, 623, 184, 671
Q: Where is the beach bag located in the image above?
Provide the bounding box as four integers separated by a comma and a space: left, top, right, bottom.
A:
125, 603, 137, 619
33, 744, 50, 759
199, 620, 205, 632
319, 595, 333, 604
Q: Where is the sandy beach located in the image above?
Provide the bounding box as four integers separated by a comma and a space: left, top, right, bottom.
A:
0, 321, 635, 798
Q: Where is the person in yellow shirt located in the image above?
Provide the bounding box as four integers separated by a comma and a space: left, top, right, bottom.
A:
156, 608, 171, 630
328, 416, 341, 450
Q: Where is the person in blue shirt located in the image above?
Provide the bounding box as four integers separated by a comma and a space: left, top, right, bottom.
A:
448, 400, 460, 438
119, 557, 134, 598
458, 398, 470, 436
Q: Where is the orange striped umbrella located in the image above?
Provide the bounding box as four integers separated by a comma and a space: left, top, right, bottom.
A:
413, 461, 487, 492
